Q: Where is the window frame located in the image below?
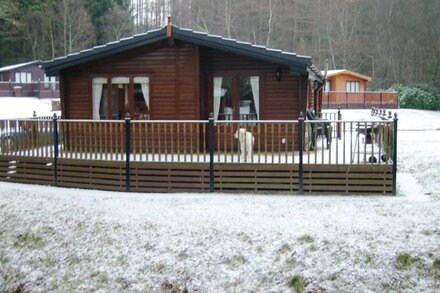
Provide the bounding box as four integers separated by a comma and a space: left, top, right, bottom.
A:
345, 81, 360, 93
210, 71, 263, 121
15, 71, 32, 83
90, 74, 151, 120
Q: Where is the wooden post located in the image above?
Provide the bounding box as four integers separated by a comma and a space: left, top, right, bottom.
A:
298, 112, 304, 195
53, 113, 59, 186
392, 113, 398, 195
208, 113, 215, 192
125, 113, 131, 192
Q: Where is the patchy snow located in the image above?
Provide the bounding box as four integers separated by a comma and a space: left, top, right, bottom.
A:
0, 109, 440, 292
0, 97, 60, 119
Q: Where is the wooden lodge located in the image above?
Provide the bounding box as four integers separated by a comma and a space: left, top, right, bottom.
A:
43, 18, 323, 123
0, 20, 397, 195
320, 69, 398, 109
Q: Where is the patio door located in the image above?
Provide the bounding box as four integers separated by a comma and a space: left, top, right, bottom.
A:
209, 73, 261, 121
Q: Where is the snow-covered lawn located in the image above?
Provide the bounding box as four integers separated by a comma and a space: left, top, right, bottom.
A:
1, 109, 440, 292
0, 97, 60, 119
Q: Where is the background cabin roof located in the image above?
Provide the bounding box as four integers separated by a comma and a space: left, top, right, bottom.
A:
42, 25, 317, 77
0, 60, 40, 73
322, 69, 372, 82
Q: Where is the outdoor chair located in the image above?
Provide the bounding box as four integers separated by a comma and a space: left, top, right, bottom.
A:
306, 109, 332, 150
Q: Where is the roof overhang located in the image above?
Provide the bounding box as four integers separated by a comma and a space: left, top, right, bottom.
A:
322, 69, 372, 82
0, 60, 40, 73
42, 25, 313, 76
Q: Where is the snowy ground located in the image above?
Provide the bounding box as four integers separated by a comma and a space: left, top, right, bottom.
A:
1, 109, 440, 292
0, 97, 60, 119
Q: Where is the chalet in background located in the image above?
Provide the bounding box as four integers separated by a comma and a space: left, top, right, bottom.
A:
42, 18, 324, 121
321, 69, 398, 109
0, 61, 59, 99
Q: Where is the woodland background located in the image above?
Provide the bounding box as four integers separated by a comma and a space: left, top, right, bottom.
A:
0, 0, 438, 90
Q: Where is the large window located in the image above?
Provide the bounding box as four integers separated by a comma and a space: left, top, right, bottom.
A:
346, 81, 360, 92
92, 76, 150, 120
213, 75, 259, 120
15, 72, 32, 83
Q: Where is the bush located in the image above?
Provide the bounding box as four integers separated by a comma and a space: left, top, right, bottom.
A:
392, 84, 440, 110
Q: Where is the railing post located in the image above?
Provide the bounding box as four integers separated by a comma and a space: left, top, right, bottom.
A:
392, 113, 398, 195
363, 91, 366, 109
125, 113, 131, 192
337, 107, 342, 139
208, 113, 215, 192
53, 113, 59, 186
298, 112, 304, 195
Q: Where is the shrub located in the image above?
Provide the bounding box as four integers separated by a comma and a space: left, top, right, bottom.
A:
392, 84, 440, 110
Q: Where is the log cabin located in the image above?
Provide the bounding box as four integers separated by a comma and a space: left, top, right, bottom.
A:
42, 18, 324, 122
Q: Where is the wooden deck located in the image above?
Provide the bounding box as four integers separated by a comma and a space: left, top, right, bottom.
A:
0, 115, 397, 195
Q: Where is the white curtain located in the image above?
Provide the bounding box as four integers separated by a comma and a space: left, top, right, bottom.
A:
213, 77, 223, 120
134, 77, 149, 109
250, 76, 259, 119
92, 77, 107, 120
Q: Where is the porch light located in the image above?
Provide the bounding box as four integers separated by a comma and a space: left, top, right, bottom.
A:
275, 68, 282, 81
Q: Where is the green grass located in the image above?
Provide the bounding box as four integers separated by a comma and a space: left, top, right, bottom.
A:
297, 234, 314, 244
223, 254, 247, 267
432, 258, 440, 270
287, 275, 306, 293
396, 253, 420, 270
13, 232, 44, 249
278, 243, 292, 254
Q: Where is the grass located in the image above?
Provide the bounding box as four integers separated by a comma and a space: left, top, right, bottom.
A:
297, 234, 314, 244
431, 258, 440, 279
13, 232, 44, 249
396, 253, 420, 270
223, 254, 247, 267
432, 258, 440, 270
278, 243, 292, 254
287, 275, 306, 293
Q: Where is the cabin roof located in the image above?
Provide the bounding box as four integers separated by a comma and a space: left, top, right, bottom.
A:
42, 25, 317, 77
322, 69, 372, 82
0, 61, 40, 73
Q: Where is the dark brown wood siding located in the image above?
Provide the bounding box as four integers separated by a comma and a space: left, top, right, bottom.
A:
61, 40, 199, 120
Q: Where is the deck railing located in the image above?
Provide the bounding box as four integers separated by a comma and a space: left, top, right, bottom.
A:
0, 113, 398, 194
0, 115, 396, 166
0, 81, 59, 99
323, 91, 398, 109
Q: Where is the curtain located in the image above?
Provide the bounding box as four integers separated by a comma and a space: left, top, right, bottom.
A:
250, 76, 259, 119
134, 77, 149, 109
92, 77, 106, 120
213, 77, 223, 120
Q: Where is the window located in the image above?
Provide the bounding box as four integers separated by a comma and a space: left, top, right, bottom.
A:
44, 74, 57, 89
15, 72, 32, 83
346, 81, 360, 92
213, 75, 259, 121
324, 80, 331, 92
239, 76, 259, 120
133, 77, 150, 119
92, 76, 150, 120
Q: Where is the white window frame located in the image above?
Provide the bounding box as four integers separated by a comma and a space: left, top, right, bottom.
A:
346, 81, 360, 92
